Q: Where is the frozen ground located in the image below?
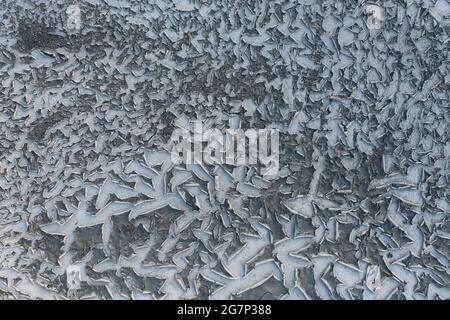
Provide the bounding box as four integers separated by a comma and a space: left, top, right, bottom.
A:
0, 0, 449, 300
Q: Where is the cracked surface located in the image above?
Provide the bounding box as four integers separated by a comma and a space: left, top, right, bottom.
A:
0, 0, 449, 300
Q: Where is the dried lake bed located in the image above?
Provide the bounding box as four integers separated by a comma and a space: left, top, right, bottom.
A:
0, 0, 449, 300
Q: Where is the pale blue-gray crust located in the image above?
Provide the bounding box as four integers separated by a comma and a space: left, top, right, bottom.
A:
0, 0, 449, 300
